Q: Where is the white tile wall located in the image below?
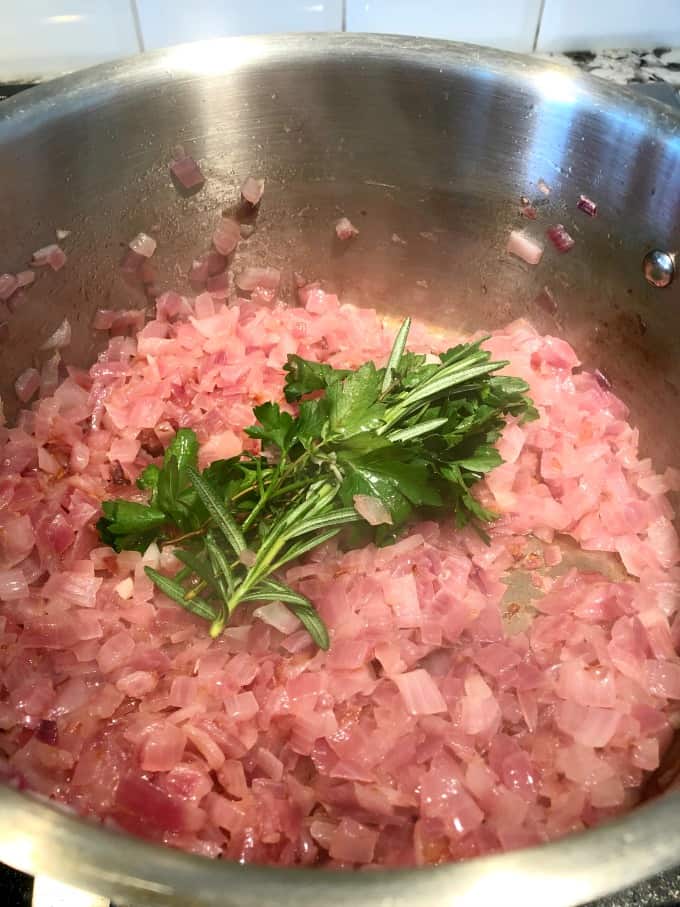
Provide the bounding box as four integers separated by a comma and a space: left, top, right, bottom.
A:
135, 0, 343, 50
0, 0, 140, 81
345, 0, 544, 53
537, 0, 680, 53
2, 0, 680, 81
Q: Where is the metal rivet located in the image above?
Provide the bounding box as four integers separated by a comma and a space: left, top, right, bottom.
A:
642, 249, 675, 288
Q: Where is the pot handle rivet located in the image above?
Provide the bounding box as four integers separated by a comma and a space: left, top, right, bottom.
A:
642, 249, 675, 288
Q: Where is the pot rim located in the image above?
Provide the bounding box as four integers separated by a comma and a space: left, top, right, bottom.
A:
1, 32, 679, 906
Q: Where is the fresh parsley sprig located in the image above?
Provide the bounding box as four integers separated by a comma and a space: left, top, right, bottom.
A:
97, 319, 537, 649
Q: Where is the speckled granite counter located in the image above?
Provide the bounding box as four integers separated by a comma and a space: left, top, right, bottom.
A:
548, 48, 680, 107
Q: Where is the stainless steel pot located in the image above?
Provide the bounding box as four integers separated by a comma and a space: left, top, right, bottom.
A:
1, 33, 679, 907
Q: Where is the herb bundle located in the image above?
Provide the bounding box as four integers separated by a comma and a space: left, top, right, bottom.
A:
98, 319, 537, 649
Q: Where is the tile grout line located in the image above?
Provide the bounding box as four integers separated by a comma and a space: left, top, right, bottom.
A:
532, 0, 547, 52
130, 0, 145, 53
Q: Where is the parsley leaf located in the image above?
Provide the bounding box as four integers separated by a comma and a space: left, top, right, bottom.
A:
326, 362, 386, 439
283, 356, 348, 402
97, 500, 167, 553
245, 402, 296, 453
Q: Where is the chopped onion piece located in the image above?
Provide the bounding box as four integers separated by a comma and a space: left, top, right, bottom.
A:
16, 270, 35, 288
353, 494, 393, 526
537, 178, 551, 195
35, 719, 58, 745
189, 251, 227, 288
253, 601, 300, 635
577, 194, 598, 217
93, 308, 145, 334
0, 568, 29, 601
0, 274, 18, 302
15, 367, 40, 403
519, 196, 538, 219
241, 176, 265, 206
32, 244, 66, 271
129, 233, 157, 258
236, 266, 281, 293
142, 542, 161, 569
546, 224, 575, 254
170, 152, 205, 191
115, 577, 134, 600
56, 229, 71, 241
41, 318, 71, 350
212, 217, 240, 256
393, 669, 447, 715
335, 217, 359, 240
238, 549, 256, 567
507, 230, 543, 265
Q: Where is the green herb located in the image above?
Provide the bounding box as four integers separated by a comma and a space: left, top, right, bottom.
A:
98, 319, 536, 649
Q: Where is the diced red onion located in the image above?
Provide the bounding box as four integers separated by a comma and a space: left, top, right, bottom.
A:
507, 230, 543, 265
241, 176, 265, 206
0, 274, 18, 301
546, 224, 575, 254
15, 367, 40, 403
35, 719, 59, 746
38, 446, 60, 475
142, 542, 161, 569
353, 494, 393, 526
115, 577, 134, 600
170, 153, 205, 192
129, 233, 157, 258
392, 669, 447, 715
212, 218, 240, 256
236, 266, 281, 293
577, 194, 597, 217
16, 270, 35, 288
32, 244, 66, 271
189, 251, 227, 289
55, 229, 71, 241
537, 178, 551, 195
0, 568, 29, 601
93, 308, 145, 334
253, 601, 301, 635
41, 318, 71, 350
335, 217, 359, 240
519, 199, 538, 219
